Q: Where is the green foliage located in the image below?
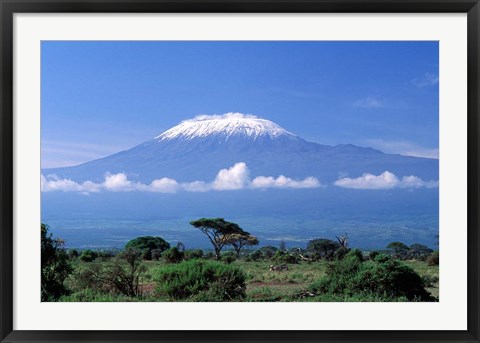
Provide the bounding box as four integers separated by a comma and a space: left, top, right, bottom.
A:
259, 246, 278, 259
407, 244, 433, 261
151, 249, 163, 261
386, 241, 409, 259
273, 250, 298, 264
41, 224, 73, 301
154, 259, 246, 301
163, 247, 184, 263
73, 248, 147, 297
190, 218, 247, 259
369, 251, 380, 260
79, 249, 98, 262
221, 251, 237, 264
427, 251, 439, 266
309, 251, 433, 301
334, 246, 350, 260
184, 249, 204, 260
125, 236, 170, 260
67, 249, 79, 259
226, 233, 259, 257
307, 239, 341, 260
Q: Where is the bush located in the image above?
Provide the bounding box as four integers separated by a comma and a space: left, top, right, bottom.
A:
221, 252, 237, 264
369, 251, 379, 260
246, 250, 264, 261
273, 250, 298, 264
73, 248, 147, 297
426, 251, 439, 266
125, 236, 170, 260
151, 249, 163, 261
204, 252, 215, 260
184, 249, 203, 260
334, 247, 350, 260
67, 249, 79, 259
154, 260, 246, 301
309, 251, 434, 301
163, 247, 184, 263
79, 249, 98, 262
259, 246, 278, 259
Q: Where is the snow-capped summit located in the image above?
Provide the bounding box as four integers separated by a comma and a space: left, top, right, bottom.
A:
155, 113, 297, 141
42, 112, 438, 185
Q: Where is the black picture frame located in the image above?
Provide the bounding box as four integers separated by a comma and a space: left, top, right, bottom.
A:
1, 1, 479, 342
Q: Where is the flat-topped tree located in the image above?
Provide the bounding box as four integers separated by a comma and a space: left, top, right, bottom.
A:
189, 218, 245, 260
226, 233, 259, 257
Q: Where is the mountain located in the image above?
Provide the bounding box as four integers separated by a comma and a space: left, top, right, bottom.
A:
42, 113, 438, 184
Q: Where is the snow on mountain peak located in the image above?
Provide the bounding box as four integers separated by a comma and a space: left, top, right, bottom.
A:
155, 113, 297, 141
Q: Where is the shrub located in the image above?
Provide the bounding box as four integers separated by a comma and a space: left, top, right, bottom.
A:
125, 236, 170, 260
334, 247, 350, 260
204, 252, 215, 260
79, 249, 98, 262
151, 249, 163, 261
184, 249, 204, 260
356, 254, 433, 301
73, 248, 147, 297
259, 246, 278, 259
273, 250, 298, 264
247, 250, 263, 261
426, 251, 439, 266
154, 260, 246, 301
309, 251, 433, 301
163, 247, 184, 263
67, 249, 79, 259
369, 251, 379, 260
221, 251, 237, 264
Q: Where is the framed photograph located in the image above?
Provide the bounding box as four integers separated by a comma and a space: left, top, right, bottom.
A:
1, 0, 479, 342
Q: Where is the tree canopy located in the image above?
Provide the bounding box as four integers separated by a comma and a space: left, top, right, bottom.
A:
41, 223, 73, 301
306, 238, 341, 260
125, 236, 170, 260
225, 233, 259, 256
190, 218, 246, 259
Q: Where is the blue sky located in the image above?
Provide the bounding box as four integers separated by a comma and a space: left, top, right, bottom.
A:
41, 41, 438, 168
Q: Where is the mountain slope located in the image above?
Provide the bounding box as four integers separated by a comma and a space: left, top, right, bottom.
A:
43, 113, 438, 183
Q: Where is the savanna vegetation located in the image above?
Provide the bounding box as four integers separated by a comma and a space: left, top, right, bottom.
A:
41, 219, 439, 302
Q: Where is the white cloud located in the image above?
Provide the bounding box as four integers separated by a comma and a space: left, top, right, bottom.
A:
41, 174, 83, 192
251, 175, 320, 189
103, 173, 135, 191
353, 96, 384, 108
401, 175, 438, 189
334, 171, 438, 190
181, 181, 210, 192
147, 178, 179, 193
41, 162, 322, 194
212, 162, 250, 190
413, 73, 439, 88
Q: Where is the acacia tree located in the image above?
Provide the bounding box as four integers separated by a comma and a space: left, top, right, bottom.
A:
189, 218, 244, 260
226, 233, 259, 257
387, 242, 409, 259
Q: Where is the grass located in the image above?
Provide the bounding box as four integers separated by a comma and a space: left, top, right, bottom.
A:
60, 257, 438, 302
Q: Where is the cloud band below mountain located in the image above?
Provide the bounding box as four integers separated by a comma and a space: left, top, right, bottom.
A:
41, 162, 321, 194
334, 171, 438, 190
